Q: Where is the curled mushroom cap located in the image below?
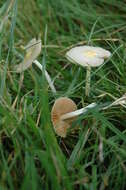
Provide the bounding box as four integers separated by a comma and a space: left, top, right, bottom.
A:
51, 97, 77, 137
14, 38, 41, 73
66, 46, 111, 67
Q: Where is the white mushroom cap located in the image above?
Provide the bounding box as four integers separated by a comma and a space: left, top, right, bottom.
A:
51, 97, 77, 137
14, 38, 41, 73
66, 46, 111, 67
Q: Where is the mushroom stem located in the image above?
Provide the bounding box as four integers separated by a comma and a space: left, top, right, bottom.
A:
33, 60, 56, 94
61, 95, 126, 121
85, 66, 91, 97
61, 103, 97, 120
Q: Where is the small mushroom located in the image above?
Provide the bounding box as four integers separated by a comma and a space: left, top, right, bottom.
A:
51, 95, 126, 138
14, 38, 41, 73
66, 46, 111, 96
51, 97, 77, 137
14, 38, 56, 94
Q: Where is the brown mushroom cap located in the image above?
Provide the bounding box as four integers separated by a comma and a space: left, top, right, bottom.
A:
51, 97, 77, 137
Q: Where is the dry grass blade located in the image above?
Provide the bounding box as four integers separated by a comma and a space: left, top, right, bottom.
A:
60, 38, 120, 53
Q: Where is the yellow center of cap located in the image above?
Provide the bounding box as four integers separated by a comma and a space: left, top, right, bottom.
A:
84, 50, 96, 57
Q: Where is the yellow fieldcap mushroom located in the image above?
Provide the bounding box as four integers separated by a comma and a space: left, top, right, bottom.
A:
14, 38, 41, 72
14, 38, 56, 94
51, 97, 77, 137
66, 46, 111, 96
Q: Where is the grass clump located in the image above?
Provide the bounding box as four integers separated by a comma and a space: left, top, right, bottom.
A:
0, 0, 126, 189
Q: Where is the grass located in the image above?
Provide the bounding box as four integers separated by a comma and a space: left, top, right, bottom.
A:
0, 0, 126, 189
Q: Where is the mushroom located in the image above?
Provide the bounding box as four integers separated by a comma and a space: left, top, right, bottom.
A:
14, 38, 41, 72
51, 95, 126, 138
51, 97, 77, 137
14, 38, 56, 94
66, 46, 111, 96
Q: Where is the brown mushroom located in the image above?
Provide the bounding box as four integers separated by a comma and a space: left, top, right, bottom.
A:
51, 97, 77, 137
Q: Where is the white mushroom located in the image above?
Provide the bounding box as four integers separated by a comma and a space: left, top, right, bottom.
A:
66, 46, 111, 96
14, 38, 56, 94
14, 38, 41, 72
